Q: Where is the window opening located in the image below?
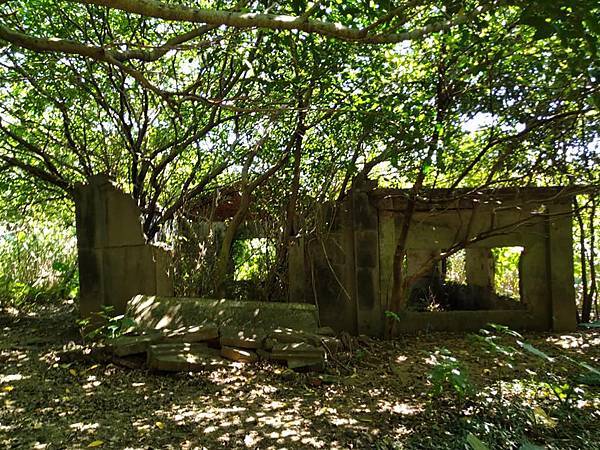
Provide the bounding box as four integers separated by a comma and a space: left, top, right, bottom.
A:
492, 246, 524, 303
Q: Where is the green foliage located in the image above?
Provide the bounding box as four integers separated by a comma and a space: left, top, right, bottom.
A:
466, 433, 489, 450
78, 306, 137, 342
232, 238, 274, 282
383, 310, 405, 322
474, 323, 600, 400
426, 347, 472, 399
492, 247, 523, 300
0, 205, 77, 308
0, 0, 599, 303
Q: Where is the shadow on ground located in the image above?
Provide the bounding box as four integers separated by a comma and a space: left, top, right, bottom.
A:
0, 303, 598, 449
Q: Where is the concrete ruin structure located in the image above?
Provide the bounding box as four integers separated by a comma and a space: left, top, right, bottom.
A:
291, 182, 579, 336
74, 175, 580, 337
75, 175, 173, 319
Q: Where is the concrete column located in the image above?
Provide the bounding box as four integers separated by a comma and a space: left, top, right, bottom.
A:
378, 211, 396, 313
307, 202, 357, 334
351, 187, 383, 337
287, 237, 306, 303
465, 248, 495, 289
546, 202, 577, 331
520, 240, 552, 329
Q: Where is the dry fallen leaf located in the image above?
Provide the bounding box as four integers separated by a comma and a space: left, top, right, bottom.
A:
533, 406, 557, 428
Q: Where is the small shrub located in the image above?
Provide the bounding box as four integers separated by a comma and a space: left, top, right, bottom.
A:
427, 347, 472, 398
78, 306, 137, 342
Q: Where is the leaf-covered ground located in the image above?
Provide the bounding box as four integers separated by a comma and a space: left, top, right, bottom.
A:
1, 303, 598, 449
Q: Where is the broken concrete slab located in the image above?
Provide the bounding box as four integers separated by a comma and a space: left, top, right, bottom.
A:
268, 328, 321, 346
287, 358, 324, 372
317, 326, 336, 337
220, 327, 265, 349
147, 342, 210, 356
161, 324, 219, 343
147, 343, 226, 372
256, 349, 272, 361
112, 354, 146, 370
148, 352, 226, 372
220, 346, 259, 363
108, 334, 161, 357
270, 342, 325, 361
128, 295, 319, 332
75, 175, 173, 319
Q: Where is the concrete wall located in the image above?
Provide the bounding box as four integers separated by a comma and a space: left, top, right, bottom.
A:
75, 175, 173, 319
293, 186, 578, 335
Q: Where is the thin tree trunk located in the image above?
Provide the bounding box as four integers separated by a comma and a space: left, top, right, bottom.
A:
387, 41, 448, 335
212, 191, 251, 296
588, 198, 598, 320
575, 197, 589, 322
212, 146, 290, 296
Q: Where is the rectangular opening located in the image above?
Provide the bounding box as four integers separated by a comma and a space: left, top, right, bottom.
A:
233, 237, 273, 282
406, 246, 526, 312
492, 246, 524, 304
443, 249, 466, 285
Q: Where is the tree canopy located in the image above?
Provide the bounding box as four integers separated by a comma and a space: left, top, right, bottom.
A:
0, 0, 599, 300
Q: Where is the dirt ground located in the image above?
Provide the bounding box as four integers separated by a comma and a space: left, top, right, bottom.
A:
1, 302, 598, 449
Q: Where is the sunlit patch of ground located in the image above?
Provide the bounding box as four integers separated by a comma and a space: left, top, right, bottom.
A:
0, 304, 598, 449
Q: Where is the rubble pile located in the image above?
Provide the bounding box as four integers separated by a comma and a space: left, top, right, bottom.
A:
109, 325, 340, 372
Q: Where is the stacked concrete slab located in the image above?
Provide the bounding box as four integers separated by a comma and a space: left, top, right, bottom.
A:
111, 296, 339, 371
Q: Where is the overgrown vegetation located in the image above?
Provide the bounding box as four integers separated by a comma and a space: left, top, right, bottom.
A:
0, 201, 77, 308
0, 0, 598, 311
0, 1, 599, 446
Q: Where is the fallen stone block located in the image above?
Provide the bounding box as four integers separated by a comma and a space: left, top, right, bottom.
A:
220, 327, 265, 349
256, 349, 272, 361
268, 328, 321, 346
161, 324, 219, 343
220, 346, 259, 363
112, 354, 146, 370
147, 343, 226, 372
287, 358, 324, 372
147, 342, 210, 357
109, 334, 161, 357
317, 326, 336, 337
270, 342, 325, 361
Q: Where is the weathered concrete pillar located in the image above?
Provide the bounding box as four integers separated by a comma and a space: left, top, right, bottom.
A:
520, 240, 551, 329
75, 175, 173, 319
378, 210, 396, 313
464, 247, 495, 309
465, 248, 494, 289
351, 183, 383, 336
306, 202, 357, 334
546, 202, 577, 331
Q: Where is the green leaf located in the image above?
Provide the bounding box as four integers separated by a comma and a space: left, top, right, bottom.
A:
517, 340, 554, 362
518, 440, 546, 450
466, 433, 490, 450
574, 373, 600, 386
